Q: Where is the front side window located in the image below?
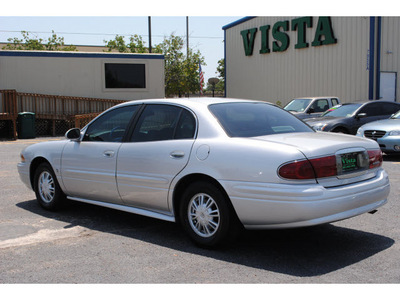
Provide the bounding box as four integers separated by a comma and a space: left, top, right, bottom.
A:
209, 102, 313, 137
323, 104, 362, 117
131, 105, 196, 142
104, 63, 146, 89
359, 103, 382, 117
310, 99, 329, 113
83, 105, 138, 142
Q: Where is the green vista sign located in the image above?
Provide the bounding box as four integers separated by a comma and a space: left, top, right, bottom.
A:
240, 17, 337, 56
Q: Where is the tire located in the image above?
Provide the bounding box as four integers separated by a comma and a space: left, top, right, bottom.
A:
332, 127, 349, 134
180, 182, 239, 247
34, 162, 66, 211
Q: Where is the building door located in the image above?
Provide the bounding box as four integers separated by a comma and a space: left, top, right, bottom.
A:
380, 72, 397, 101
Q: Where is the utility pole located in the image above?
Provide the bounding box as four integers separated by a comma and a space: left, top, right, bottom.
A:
186, 16, 189, 57
148, 16, 152, 53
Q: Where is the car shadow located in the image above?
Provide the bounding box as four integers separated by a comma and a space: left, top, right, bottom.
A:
383, 153, 400, 162
17, 199, 394, 278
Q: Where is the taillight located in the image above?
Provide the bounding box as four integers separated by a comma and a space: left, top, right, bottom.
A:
278, 159, 315, 180
279, 150, 383, 180
278, 155, 337, 180
368, 149, 383, 169
309, 156, 337, 178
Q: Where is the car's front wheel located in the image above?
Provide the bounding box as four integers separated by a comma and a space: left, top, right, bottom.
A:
180, 182, 239, 247
34, 162, 66, 211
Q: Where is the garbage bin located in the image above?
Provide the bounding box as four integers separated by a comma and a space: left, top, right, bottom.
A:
17, 112, 36, 139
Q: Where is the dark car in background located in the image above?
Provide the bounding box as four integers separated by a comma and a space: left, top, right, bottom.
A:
305, 101, 400, 134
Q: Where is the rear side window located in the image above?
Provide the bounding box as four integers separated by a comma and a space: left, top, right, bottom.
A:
209, 102, 313, 137
331, 98, 339, 106
381, 102, 400, 115
131, 105, 196, 142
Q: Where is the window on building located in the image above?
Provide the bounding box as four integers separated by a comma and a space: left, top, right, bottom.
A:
104, 63, 146, 89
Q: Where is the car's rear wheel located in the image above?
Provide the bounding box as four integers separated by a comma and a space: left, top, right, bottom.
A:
180, 182, 238, 247
34, 162, 66, 211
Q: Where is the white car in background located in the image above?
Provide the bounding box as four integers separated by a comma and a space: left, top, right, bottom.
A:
357, 110, 400, 154
18, 98, 390, 247
284, 96, 340, 119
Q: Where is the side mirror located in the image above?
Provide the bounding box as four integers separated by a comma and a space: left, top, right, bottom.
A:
307, 108, 315, 114
356, 113, 367, 119
65, 128, 81, 141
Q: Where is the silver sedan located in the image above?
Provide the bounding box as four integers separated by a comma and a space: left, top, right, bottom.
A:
18, 98, 390, 247
356, 110, 400, 154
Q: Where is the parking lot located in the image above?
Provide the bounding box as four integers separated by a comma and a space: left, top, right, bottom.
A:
1, 137, 399, 284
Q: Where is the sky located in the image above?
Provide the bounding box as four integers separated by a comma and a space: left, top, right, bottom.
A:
0, 16, 242, 82
1, 1, 396, 83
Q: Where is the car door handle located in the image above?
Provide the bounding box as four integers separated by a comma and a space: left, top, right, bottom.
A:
103, 150, 115, 158
170, 151, 185, 158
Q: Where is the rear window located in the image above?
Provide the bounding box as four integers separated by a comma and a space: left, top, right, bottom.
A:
209, 102, 313, 137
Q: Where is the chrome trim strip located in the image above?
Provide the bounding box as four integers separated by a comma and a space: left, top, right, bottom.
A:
67, 197, 175, 222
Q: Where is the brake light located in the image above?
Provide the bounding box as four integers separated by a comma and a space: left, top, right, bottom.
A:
278, 155, 337, 180
368, 149, 383, 169
278, 159, 315, 180
309, 156, 337, 178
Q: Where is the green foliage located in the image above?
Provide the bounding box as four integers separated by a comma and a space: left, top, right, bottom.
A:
216, 58, 225, 78
206, 58, 225, 93
2, 31, 77, 51
105, 33, 205, 97
104, 34, 149, 53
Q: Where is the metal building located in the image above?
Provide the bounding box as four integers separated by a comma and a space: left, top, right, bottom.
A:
0, 50, 165, 100
223, 16, 399, 105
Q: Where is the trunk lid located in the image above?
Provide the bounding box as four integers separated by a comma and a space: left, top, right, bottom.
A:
253, 132, 382, 187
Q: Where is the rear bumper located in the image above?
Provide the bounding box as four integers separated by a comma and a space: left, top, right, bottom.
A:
222, 169, 390, 229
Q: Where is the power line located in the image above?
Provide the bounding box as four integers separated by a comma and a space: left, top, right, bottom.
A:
0, 30, 223, 40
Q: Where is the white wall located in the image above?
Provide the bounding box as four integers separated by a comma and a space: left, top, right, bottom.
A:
0, 51, 165, 100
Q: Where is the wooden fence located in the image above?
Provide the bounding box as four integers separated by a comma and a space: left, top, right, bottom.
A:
0, 89, 125, 139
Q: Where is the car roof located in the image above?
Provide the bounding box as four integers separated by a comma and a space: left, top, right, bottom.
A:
114, 97, 273, 111
292, 96, 338, 100
341, 100, 400, 105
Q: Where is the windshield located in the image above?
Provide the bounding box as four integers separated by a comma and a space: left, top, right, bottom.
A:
321, 103, 362, 117
390, 110, 400, 119
283, 99, 312, 112
209, 102, 313, 137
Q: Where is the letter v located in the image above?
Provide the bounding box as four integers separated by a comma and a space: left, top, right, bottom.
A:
240, 28, 258, 56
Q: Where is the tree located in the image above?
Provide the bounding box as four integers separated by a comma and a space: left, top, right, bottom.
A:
206, 58, 224, 93
104, 34, 149, 53
2, 31, 76, 51
216, 58, 225, 79
156, 34, 205, 97
105, 33, 205, 97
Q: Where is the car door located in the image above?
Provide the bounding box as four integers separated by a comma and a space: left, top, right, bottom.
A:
307, 99, 329, 118
61, 105, 139, 204
116, 104, 196, 213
